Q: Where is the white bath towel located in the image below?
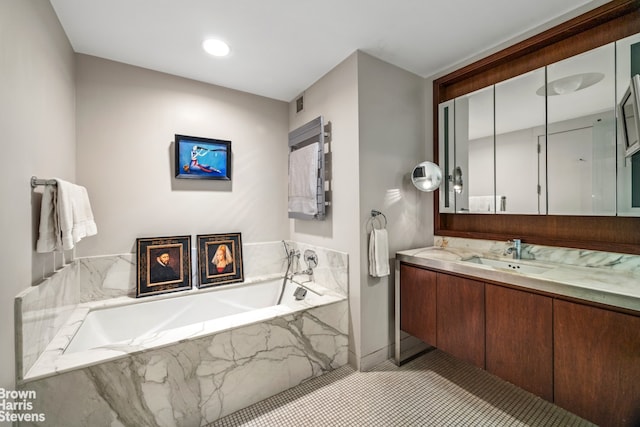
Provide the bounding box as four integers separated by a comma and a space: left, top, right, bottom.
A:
369, 228, 390, 277
36, 178, 97, 252
288, 142, 319, 216
468, 195, 506, 213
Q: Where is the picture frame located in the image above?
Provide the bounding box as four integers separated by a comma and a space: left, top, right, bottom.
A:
197, 233, 244, 288
174, 134, 231, 180
136, 236, 192, 298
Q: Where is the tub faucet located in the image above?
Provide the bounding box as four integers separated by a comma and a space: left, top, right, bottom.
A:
293, 267, 314, 276
291, 249, 318, 279
505, 239, 522, 259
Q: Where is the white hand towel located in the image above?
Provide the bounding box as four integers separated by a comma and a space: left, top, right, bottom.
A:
288, 143, 319, 216
56, 179, 98, 250
36, 185, 59, 253
369, 228, 390, 277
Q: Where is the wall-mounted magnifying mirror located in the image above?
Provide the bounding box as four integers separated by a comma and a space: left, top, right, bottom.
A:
411, 161, 442, 192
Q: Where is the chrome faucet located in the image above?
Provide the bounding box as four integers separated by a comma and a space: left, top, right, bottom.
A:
505, 239, 522, 259
290, 250, 318, 279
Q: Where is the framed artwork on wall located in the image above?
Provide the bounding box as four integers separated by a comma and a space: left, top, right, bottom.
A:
197, 233, 244, 288
174, 134, 231, 180
136, 236, 192, 297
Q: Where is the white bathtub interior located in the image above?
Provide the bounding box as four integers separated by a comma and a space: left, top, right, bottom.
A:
64, 278, 324, 355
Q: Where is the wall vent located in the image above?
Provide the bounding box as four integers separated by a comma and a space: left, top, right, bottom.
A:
295, 94, 304, 113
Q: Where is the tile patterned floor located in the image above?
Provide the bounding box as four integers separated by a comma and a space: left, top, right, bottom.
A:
209, 349, 595, 427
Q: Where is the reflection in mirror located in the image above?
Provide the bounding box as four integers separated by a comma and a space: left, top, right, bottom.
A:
616, 32, 640, 216
455, 86, 494, 213
495, 68, 546, 214
438, 100, 455, 213
411, 161, 442, 192
546, 43, 616, 215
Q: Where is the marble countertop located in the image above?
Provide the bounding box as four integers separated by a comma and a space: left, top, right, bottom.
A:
397, 246, 640, 312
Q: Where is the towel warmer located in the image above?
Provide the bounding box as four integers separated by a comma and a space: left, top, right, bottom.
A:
288, 116, 329, 220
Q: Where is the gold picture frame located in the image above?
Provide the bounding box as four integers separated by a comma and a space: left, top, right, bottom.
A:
197, 233, 244, 288
136, 236, 191, 297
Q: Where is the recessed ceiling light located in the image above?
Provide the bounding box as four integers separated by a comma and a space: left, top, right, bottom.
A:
203, 39, 230, 57
536, 72, 604, 96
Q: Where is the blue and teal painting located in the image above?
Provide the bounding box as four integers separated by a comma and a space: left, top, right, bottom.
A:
178, 139, 229, 179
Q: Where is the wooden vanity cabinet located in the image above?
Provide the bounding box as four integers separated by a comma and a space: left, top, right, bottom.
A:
554, 299, 640, 427
399, 262, 640, 426
436, 273, 485, 369
485, 284, 553, 401
399, 263, 436, 346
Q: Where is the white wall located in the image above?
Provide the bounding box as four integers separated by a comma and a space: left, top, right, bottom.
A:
75, 55, 290, 256
0, 0, 76, 389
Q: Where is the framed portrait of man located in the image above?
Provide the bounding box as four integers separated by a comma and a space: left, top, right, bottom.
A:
197, 233, 244, 288
136, 236, 191, 297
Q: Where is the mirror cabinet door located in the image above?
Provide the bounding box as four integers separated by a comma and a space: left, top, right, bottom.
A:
616, 32, 640, 216
454, 86, 494, 213
546, 43, 616, 216
495, 68, 546, 214
438, 33, 639, 217
439, 100, 455, 213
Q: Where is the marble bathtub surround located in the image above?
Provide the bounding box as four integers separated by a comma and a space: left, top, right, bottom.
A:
79, 253, 136, 301
284, 240, 349, 296
14, 262, 80, 382
24, 277, 345, 382
76, 241, 348, 302
401, 236, 640, 311
16, 241, 348, 385
21, 297, 348, 426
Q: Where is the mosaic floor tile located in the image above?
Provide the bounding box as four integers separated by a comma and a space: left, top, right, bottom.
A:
208, 349, 595, 427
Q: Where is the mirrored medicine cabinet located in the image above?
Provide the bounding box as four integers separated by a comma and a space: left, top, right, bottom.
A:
439, 31, 640, 217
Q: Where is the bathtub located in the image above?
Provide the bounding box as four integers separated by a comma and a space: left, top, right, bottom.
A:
20, 276, 348, 426
64, 278, 325, 354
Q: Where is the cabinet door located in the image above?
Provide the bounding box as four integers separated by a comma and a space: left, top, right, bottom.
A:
400, 264, 436, 346
436, 273, 485, 369
554, 299, 640, 427
485, 284, 553, 401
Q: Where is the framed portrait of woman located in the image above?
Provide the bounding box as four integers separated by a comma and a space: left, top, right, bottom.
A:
196, 232, 244, 288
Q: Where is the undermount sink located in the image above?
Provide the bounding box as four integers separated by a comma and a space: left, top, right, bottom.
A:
463, 257, 552, 275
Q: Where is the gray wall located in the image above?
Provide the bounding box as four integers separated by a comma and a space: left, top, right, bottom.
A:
75, 55, 290, 256
0, 0, 76, 390
288, 53, 363, 365
288, 51, 433, 369
357, 52, 432, 368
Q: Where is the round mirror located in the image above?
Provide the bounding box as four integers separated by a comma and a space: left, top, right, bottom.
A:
411, 161, 442, 192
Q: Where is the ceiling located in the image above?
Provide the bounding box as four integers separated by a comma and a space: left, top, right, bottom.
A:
50, 0, 607, 102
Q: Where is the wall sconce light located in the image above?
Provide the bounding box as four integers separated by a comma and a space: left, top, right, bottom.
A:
411, 161, 442, 192
452, 166, 463, 194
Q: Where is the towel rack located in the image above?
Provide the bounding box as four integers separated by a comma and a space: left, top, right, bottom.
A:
367, 209, 387, 231
31, 176, 57, 188
288, 116, 330, 220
